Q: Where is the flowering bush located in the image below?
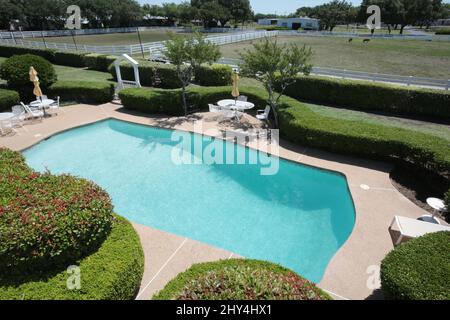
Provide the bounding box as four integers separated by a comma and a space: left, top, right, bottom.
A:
0, 148, 113, 274
154, 259, 331, 300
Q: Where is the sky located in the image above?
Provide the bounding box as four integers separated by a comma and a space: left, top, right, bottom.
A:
139, 0, 450, 14
139, 1, 362, 15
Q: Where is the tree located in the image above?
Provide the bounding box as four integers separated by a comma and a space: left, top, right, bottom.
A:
315, 0, 354, 31
218, 0, 253, 25
0, 0, 23, 30
239, 38, 313, 128
164, 33, 221, 115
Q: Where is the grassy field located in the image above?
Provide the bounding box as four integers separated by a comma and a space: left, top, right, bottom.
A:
332, 26, 402, 35
43, 30, 209, 46
221, 35, 450, 78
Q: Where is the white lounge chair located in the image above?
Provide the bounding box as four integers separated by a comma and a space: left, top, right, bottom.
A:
21, 102, 44, 121
11, 105, 26, 127
208, 104, 221, 113
256, 105, 271, 121
47, 96, 60, 116
389, 215, 450, 246
237, 95, 248, 102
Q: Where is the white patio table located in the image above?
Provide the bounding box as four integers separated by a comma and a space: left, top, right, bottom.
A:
217, 99, 255, 111
30, 99, 55, 116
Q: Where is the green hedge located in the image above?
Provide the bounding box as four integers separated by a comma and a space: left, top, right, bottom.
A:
48, 81, 115, 104
110, 61, 231, 89
381, 232, 450, 300
109, 61, 181, 88
0, 44, 56, 62
0, 88, 20, 112
0, 45, 118, 71
278, 76, 450, 120
195, 64, 233, 86
84, 53, 117, 72
153, 259, 331, 300
435, 28, 450, 35
0, 214, 144, 300
53, 51, 88, 68
120, 86, 450, 178
0, 148, 114, 274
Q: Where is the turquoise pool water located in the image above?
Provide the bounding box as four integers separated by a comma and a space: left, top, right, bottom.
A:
24, 119, 355, 283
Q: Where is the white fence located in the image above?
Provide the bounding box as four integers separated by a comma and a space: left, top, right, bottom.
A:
277, 30, 450, 42
0, 31, 277, 56
218, 58, 450, 91
0, 26, 250, 40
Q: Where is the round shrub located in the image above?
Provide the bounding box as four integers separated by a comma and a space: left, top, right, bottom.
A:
381, 231, 450, 300
153, 259, 331, 300
0, 215, 144, 300
0, 148, 113, 274
0, 54, 57, 91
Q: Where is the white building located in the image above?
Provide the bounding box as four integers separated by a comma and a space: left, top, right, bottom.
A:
258, 17, 320, 30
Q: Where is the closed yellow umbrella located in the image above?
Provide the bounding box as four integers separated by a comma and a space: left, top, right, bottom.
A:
231, 71, 240, 101
29, 66, 43, 99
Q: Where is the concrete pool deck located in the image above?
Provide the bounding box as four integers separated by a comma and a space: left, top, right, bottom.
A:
1, 103, 445, 300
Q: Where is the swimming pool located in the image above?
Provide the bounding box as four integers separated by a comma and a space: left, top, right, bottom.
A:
24, 119, 355, 283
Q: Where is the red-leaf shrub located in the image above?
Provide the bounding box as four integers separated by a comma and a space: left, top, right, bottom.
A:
0, 148, 113, 274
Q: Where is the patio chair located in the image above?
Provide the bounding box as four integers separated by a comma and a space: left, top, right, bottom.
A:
237, 95, 248, 102
47, 96, 60, 116
11, 105, 26, 127
256, 105, 271, 121
389, 215, 450, 246
208, 104, 222, 113
21, 102, 44, 121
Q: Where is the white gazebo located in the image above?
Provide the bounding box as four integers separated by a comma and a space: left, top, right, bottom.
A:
114, 54, 142, 91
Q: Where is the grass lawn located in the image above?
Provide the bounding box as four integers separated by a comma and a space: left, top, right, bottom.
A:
221, 35, 450, 78
332, 26, 402, 35
43, 30, 213, 46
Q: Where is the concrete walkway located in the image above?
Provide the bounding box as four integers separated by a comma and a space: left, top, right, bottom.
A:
1, 103, 444, 300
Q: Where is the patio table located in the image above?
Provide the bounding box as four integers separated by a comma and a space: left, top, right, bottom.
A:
217, 99, 255, 111
30, 99, 55, 117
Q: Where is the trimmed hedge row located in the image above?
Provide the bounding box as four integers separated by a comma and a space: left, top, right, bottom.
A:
0, 44, 56, 62
0, 148, 114, 274
84, 53, 117, 72
119, 85, 450, 178
110, 61, 232, 89
154, 259, 331, 300
0, 45, 115, 72
0, 214, 144, 300
0, 88, 20, 112
48, 81, 115, 104
278, 75, 450, 120
195, 64, 233, 87
380, 232, 450, 300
